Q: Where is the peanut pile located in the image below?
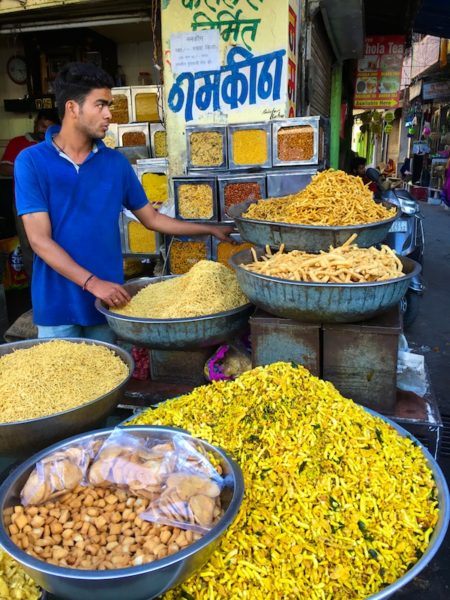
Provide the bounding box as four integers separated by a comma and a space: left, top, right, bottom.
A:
7, 486, 203, 570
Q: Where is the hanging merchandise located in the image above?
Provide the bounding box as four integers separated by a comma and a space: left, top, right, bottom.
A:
408, 126, 416, 138
383, 110, 395, 123
422, 126, 431, 138
384, 124, 393, 134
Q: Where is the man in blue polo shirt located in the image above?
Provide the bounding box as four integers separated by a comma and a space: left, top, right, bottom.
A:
14, 62, 232, 342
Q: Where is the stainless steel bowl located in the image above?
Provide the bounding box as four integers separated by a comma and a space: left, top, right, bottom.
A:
0, 426, 244, 600
230, 200, 400, 252
363, 409, 449, 599
124, 405, 449, 600
95, 277, 254, 349
0, 339, 133, 457
230, 248, 421, 323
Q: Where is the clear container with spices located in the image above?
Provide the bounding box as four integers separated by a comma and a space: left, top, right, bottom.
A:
131, 85, 161, 123
218, 173, 267, 222
103, 123, 119, 149
272, 116, 328, 167
121, 210, 160, 256
212, 233, 254, 270
166, 235, 212, 275
136, 160, 169, 209
228, 122, 272, 170
110, 87, 132, 124
117, 123, 150, 148
150, 124, 168, 158
174, 176, 218, 222
186, 125, 227, 170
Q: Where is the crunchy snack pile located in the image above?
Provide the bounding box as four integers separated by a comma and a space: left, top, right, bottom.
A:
244, 235, 405, 283
0, 341, 128, 424
243, 169, 396, 226
130, 362, 439, 600
0, 550, 40, 599
114, 261, 248, 319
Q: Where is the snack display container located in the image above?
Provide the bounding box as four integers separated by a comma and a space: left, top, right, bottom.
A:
121, 211, 161, 257
103, 123, 119, 149
117, 124, 150, 149
218, 173, 267, 223
227, 122, 272, 170
165, 235, 213, 275
266, 167, 318, 197
272, 116, 328, 167
173, 176, 218, 223
150, 124, 168, 158
135, 160, 170, 208
212, 233, 254, 269
110, 87, 132, 124
130, 85, 162, 123
115, 145, 150, 165
186, 125, 228, 171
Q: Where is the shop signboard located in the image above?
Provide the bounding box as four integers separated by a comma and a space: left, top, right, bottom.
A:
162, 0, 301, 174
354, 35, 405, 109
423, 81, 450, 101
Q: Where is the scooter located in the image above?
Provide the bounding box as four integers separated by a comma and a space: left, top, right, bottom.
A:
366, 168, 425, 328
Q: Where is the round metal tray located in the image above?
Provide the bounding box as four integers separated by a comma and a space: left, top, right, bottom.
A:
95, 277, 254, 350
122, 405, 449, 600
230, 248, 421, 323
0, 426, 244, 600
230, 200, 400, 252
0, 339, 133, 458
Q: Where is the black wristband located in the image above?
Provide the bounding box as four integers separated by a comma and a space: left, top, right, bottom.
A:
82, 274, 95, 291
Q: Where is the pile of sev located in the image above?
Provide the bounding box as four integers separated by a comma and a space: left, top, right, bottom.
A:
244, 234, 404, 283
243, 169, 396, 226
129, 362, 439, 599
0, 550, 40, 599
0, 341, 128, 424
113, 260, 248, 319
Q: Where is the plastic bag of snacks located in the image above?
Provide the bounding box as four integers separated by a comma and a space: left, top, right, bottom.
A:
20, 429, 224, 532
21, 442, 97, 506
0, 237, 28, 290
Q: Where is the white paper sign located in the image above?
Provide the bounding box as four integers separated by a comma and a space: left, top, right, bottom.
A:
170, 30, 220, 74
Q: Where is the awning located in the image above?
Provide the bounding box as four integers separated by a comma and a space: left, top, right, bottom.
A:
320, 0, 364, 60
414, 0, 450, 39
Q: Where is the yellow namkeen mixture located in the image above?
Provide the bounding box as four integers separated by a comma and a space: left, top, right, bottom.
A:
129, 362, 439, 600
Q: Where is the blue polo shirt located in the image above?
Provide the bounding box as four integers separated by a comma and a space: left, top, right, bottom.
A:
15, 125, 148, 326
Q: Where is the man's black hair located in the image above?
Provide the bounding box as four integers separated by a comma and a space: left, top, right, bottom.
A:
350, 156, 367, 172
53, 62, 114, 119
36, 108, 60, 124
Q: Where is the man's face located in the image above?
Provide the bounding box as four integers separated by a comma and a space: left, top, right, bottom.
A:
356, 164, 366, 177
35, 118, 56, 141
74, 88, 112, 139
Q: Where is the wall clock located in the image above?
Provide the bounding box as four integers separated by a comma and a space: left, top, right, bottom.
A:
7, 56, 28, 85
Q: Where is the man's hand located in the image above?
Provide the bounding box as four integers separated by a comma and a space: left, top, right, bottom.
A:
210, 225, 234, 242
85, 276, 131, 308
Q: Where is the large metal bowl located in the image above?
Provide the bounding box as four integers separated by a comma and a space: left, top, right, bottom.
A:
95, 277, 253, 349
124, 405, 449, 600
364, 409, 449, 599
230, 200, 400, 252
0, 339, 133, 457
0, 426, 244, 600
230, 248, 421, 323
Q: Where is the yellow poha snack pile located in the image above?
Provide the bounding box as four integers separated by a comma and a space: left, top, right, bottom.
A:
114, 260, 248, 319
243, 169, 396, 226
0, 550, 40, 599
129, 362, 439, 600
0, 341, 129, 423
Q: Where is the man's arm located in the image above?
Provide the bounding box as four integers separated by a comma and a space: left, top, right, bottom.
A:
22, 212, 130, 308
132, 203, 233, 240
